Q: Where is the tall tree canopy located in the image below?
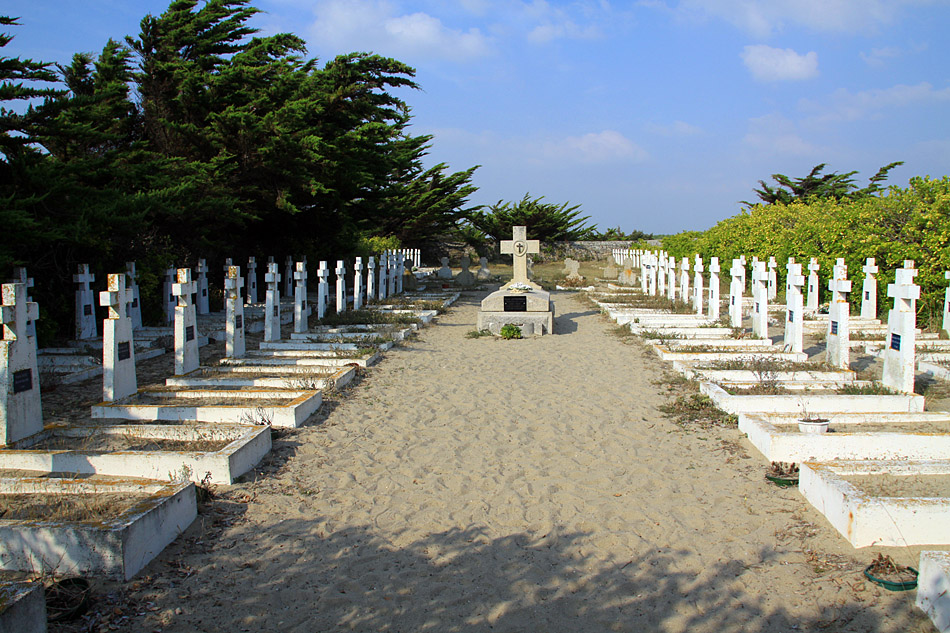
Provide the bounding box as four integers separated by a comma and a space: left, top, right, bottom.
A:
743, 162, 903, 207
468, 193, 595, 243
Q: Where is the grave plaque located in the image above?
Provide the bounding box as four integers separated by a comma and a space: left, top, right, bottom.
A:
236, 315, 243, 329
186, 325, 195, 342
891, 333, 901, 351
831, 321, 838, 335
12, 369, 32, 393
117, 341, 131, 361
273, 305, 278, 316
788, 311, 794, 322
83, 304, 92, 316
504, 295, 527, 312
132, 298, 138, 308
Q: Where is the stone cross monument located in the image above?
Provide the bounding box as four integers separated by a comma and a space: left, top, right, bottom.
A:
100, 272, 137, 401
784, 261, 805, 354
225, 265, 246, 358
500, 225, 541, 290
1, 282, 42, 444
882, 262, 920, 393
172, 268, 199, 375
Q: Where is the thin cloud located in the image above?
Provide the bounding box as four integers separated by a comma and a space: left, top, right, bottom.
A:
540, 130, 649, 163
860, 46, 902, 68
743, 113, 820, 157
741, 44, 818, 81
800, 82, 950, 122
308, 0, 493, 62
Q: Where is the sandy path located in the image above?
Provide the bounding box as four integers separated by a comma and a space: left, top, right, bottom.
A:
100, 288, 931, 633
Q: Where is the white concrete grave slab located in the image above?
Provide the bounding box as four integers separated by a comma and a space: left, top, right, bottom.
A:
196, 258, 210, 314
707, 257, 720, 321
701, 380, 924, 415
246, 256, 258, 305
125, 262, 143, 330
739, 411, 950, 463
0, 580, 45, 633
861, 258, 878, 319
100, 272, 137, 401
163, 267, 177, 324
882, 262, 920, 393
236, 348, 380, 368
264, 262, 281, 342
806, 258, 820, 312
729, 258, 744, 328
692, 256, 704, 316
0, 282, 42, 444
73, 264, 98, 340
167, 364, 354, 390
0, 476, 196, 579
225, 265, 246, 358
653, 346, 807, 363
826, 258, 852, 369
293, 261, 309, 334
751, 261, 769, 338
767, 257, 778, 301
1, 422, 271, 485
335, 260, 347, 314
784, 261, 805, 354
917, 551, 950, 633
173, 268, 199, 375
800, 459, 950, 547
353, 257, 364, 310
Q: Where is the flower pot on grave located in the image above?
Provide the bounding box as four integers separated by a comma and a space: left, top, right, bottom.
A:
863, 556, 918, 592
798, 418, 830, 434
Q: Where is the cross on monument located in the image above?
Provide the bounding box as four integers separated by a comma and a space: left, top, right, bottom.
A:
500, 225, 540, 287
1, 283, 38, 343
173, 269, 197, 306
99, 273, 133, 320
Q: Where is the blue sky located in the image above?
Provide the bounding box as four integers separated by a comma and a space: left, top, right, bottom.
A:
6, 0, 950, 234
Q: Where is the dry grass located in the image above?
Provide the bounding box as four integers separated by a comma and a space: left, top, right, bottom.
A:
0, 492, 148, 522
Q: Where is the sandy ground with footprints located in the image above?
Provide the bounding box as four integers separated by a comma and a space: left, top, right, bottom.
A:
50, 286, 933, 632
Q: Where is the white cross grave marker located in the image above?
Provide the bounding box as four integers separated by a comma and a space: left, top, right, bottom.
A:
693, 255, 705, 316
125, 262, 143, 329
246, 257, 259, 305
729, 258, 745, 328
751, 261, 769, 338
100, 272, 137, 401
882, 263, 920, 393
680, 257, 690, 303
264, 262, 281, 342
225, 265, 246, 358
73, 264, 98, 340
317, 262, 329, 319
500, 226, 541, 289
806, 258, 820, 311
1, 282, 42, 443
942, 271, 950, 335
336, 260, 347, 314
354, 257, 364, 311
366, 257, 376, 305
196, 258, 210, 315
378, 254, 389, 300
784, 261, 805, 354
172, 268, 199, 375
294, 261, 310, 334
826, 259, 852, 369
861, 258, 879, 320
767, 257, 778, 301
284, 256, 294, 297
163, 267, 177, 324
707, 257, 720, 321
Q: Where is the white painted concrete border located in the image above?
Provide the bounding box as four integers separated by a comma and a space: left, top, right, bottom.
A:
0, 581, 45, 633
800, 460, 950, 547
701, 381, 925, 415
654, 346, 808, 363
166, 366, 354, 390
0, 477, 196, 579
917, 550, 950, 633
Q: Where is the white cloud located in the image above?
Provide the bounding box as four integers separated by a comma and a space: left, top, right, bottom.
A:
800, 82, 950, 122
308, 0, 492, 62
521, 0, 605, 43
540, 130, 649, 163
646, 120, 703, 137
741, 45, 818, 81
653, 0, 931, 38
860, 46, 902, 68
743, 113, 819, 156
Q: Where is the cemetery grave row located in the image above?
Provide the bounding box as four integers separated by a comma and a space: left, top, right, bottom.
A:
596, 249, 950, 633
0, 249, 465, 631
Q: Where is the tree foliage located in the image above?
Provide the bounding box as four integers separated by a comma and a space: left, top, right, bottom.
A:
0, 4, 479, 341
468, 193, 595, 243
743, 162, 903, 207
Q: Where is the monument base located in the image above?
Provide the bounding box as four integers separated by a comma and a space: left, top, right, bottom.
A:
477, 288, 554, 336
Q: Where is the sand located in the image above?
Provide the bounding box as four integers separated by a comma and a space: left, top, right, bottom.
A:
50, 287, 933, 632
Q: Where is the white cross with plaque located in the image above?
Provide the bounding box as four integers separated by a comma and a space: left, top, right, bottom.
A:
500, 226, 540, 288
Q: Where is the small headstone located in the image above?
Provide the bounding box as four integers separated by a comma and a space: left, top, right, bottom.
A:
767, 257, 778, 301
692, 255, 704, 316
527, 257, 535, 280
729, 258, 744, 328
196, 258, 210, 315
882, 262, 920, 393
354, 258, 364, 310
564, 259, 582, 281
403, 264, 419, 291
246, 257, 259, 305
1, 282, 43, 444
172, 268, 199, 375
317, 261, 330, 319
707, 257, 720, 321
264, 262, 281, 342
603, 257, 618, 281
620, 257, 635, 286
825, 259, 852, 369
476, 257, 491, 281
437, 257, 453, 280
336, 260, 347, 314
860, 258, 879, 320
100, 272, 137, 401
784, 261, 805, 353
225, 265, 246, 358
73, 264, 98, 340
751, 261, 769, 338
806, 258, 820, 311
456, 255, 476, 287
125, 262, 143, 329
294, 261, 309, 334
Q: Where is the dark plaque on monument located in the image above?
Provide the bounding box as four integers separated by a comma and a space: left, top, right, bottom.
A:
13, 369, 32, 393
83, 304, 93, 316
504, 295, 527, 312
831, 321, 838, 335
132, 298, 138, 308
117, 341, 131, 361
273, 306, 279, 316
186, 325, 195, 342
788, 311, 794, 323
202, 289, 207, 296
236, 315, 243, 330
891, 333, 901, 351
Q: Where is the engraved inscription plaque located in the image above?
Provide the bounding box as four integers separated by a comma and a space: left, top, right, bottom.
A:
13, 369, 32, 393
503, 295, 527, 312
186, 325, 195, 342
117, 341, 131, 361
